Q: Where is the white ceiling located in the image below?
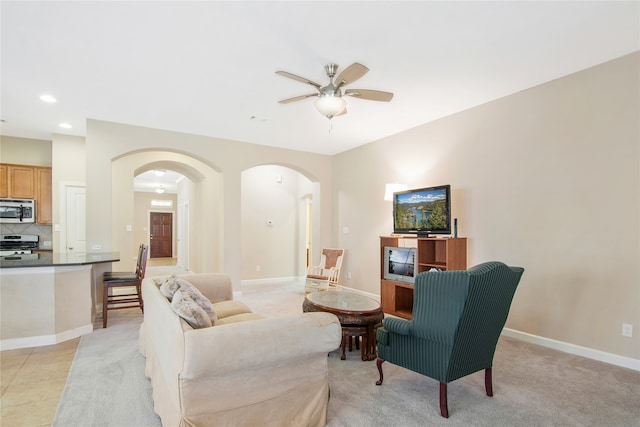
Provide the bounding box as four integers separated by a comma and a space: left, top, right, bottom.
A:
1, 1, 638, 156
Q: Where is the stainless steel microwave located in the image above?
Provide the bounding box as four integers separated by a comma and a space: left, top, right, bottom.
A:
0, 199, 35, 223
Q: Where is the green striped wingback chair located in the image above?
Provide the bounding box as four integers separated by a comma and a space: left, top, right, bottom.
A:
376, 261, 524, 418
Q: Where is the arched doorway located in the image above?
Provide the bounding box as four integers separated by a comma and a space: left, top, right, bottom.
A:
240, 164, 319, 281
111, 151, 221, 273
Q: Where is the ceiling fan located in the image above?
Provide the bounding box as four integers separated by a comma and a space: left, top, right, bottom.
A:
276, 62, 393, 119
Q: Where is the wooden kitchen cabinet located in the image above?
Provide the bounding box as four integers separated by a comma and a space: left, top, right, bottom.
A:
35, 167, 52, 224
0, 163, 52, 224
0, 164, 7, 198
8, 164, 35, 199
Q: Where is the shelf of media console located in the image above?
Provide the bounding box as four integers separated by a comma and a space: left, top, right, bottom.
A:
418, 262, 446, 270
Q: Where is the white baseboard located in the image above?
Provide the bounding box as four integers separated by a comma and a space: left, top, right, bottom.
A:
241, 276, 300, 285
236, 278, 639, 372
502, 328, 640, 372
0, 323, 94, 351
335, 285, 380, 302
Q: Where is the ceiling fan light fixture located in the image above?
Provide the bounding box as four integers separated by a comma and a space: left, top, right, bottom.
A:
314, 95, 346, 119
277, 62, 392, 120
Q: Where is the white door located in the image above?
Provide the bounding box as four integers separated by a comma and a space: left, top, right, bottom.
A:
65, 186, 86, 253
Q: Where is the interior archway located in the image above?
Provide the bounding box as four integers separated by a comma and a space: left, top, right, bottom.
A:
111, 151, 221, 274
240, 164, 319, 282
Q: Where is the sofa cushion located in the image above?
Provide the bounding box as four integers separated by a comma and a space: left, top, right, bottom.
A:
212, 300, 254, 319
214, 312, 265, 325
178, 281, 217, 324
171, 288, 212, 329
157, 275, 217, 324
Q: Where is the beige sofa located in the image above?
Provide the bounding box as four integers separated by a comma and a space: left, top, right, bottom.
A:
138, 273, 342, 427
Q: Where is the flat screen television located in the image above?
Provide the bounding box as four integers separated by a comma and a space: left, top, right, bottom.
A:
383, 246, 416, 284
393, 184, 451, 236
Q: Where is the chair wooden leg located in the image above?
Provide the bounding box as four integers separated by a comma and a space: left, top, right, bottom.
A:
137, 283, 144, 313
102, 284, 109, 329
485, 367, 493, 397
439, 382, 449, 418
375, 358, 385, 385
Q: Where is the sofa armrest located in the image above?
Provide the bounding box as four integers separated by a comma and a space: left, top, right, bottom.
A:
180, 312, 341, 379
178, 273, 233, 303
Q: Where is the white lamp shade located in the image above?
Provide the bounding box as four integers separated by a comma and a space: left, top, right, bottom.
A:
384, 183, 408, 201
314, 95, 346, 118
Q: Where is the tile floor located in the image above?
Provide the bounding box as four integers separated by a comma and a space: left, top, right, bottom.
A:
0, 257, 177, 426
1, 338, 78, 426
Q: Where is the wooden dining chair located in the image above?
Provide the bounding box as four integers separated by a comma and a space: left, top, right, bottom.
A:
102, 244, 148, 328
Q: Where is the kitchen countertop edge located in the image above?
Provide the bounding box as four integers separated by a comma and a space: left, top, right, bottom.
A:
0, 252, 120, 268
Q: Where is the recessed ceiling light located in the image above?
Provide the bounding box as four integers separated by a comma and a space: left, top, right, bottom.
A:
40, 95, 57, 103
59, 123, 72, 129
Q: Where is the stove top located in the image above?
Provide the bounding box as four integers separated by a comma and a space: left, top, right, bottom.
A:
0, 253, 39, 260
0, 234, 39, 256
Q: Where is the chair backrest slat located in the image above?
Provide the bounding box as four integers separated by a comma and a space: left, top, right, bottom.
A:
138, 244, 149, 280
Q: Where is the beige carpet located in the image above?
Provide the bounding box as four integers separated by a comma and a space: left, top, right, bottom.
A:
53, 278, 640, 426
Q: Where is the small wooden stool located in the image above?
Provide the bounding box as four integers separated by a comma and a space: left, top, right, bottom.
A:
340, 325, 368, 360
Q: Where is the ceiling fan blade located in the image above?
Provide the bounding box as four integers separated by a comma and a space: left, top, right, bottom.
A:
275, 71, 321, 89
335, 63, 369, 88
335, 106, 347, 117
278, 93, 318, 104
344, 89, 394, 102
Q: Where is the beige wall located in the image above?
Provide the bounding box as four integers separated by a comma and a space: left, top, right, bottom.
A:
333, 52, 640, 360
0, 136, 51, 166
52, 134, 86, 252
85, 120, 334, 290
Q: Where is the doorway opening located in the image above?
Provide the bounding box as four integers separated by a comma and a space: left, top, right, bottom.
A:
240, 165, 319, 281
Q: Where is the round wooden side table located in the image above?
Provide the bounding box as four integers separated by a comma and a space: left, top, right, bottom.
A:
303, 291, 384, 361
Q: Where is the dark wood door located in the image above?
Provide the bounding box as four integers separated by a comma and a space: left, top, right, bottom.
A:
150, 212, 172, 258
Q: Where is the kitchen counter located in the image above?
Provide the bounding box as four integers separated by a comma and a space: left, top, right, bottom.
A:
0, 252, 121, 350
0, 252, 119, 268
